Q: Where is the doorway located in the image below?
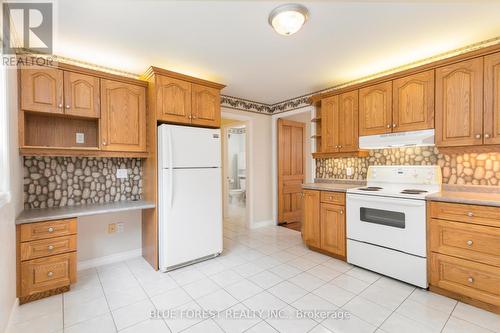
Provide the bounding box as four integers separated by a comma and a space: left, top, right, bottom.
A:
222, 120, 247, 228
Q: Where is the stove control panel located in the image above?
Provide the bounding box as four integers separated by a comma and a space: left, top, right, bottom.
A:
366, 166, 442, 185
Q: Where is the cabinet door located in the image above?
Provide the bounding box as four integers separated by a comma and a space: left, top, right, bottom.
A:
63, 72, 100, 118
302, 190, 320, 248
321, 96, 339, 153
359, 81, 392, 136
320, 203, 346, 257
100, 80, 146, 152
191, 84, 221, 128
435, 58, 483, 147
21, 67, 63, 114
156, 75, 192, 124
338, 90, 359, 152
484, 52, 500, 145
392, 70, 435, 133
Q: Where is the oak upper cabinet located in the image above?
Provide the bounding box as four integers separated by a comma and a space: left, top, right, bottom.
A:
63, 72, 100, 118
321, 96, 339, 153
392, 70, 435, 132
302, 190, 320, 248
320, 203, 346, 257
100, 80, 146, 152
338, 90, 359, 152
435, 58, 484, 147
191, 84, 221, 128
21, 67, 64, 114
484, 52, 500, 145
359, 81, 393, 136
156, 75, 192, 124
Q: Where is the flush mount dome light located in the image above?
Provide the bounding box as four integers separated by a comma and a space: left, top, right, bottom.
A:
268, 3, 309, 36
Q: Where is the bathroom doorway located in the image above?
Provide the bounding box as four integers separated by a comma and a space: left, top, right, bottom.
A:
221, 120, 247, 227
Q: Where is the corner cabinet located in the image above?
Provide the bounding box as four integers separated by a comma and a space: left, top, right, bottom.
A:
100, 80, 147, 152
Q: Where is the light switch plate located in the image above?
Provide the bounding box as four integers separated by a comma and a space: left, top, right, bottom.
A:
116, 169, 128, 179
76, 133, 85, 144
346, 167, 353, 176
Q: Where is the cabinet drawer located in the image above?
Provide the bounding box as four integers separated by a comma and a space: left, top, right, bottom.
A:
430, 202, 500, 227
430, 253, 500, 307
20, 235, 77, 261
20, 219, 77, 242
20, 252, 77, 297
320, 191, 345, 205
430, 219, 500, 267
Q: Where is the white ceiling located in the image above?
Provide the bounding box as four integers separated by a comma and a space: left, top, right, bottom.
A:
54, 0, 500, 104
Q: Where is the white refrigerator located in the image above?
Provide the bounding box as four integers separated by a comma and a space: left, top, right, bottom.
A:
158, 124, 223, 272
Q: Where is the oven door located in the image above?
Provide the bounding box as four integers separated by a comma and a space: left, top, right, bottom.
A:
346, 193, 426, 257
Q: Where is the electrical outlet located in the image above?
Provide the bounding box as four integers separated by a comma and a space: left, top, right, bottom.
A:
116, 223, 124, 233
346, 167, 353, 176
108, 223, 116, 234
116, 169, 128, 179
76, 132, 85, 144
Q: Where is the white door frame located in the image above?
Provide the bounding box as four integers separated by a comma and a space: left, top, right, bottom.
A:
271, 106, 315, 225
221, 112, 253, 228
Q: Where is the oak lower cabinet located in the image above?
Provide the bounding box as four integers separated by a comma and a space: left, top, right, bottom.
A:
429, 201, 500, 313
302, 189, 346, 260
100, 79, 147, 152
17, 219, 77, 304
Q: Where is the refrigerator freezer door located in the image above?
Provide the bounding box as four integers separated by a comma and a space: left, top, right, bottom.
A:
158, 124, 221, 169
159, 168, 223, 271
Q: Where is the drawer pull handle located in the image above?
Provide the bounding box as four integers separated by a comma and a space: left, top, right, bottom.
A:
329, 196, 333, 200
467, 212, 474, 217
466, 240, 473, 247
48, 245, 54, 251
340, 210, 344, 215
47, 271, 54, 278
467, 277, 474, 284
48, 227, 54, 233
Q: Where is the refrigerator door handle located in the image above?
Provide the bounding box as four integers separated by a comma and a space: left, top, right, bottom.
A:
168, 127, 174, 208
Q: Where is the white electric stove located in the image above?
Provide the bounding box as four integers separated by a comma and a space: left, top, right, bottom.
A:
346, 165, 442, 288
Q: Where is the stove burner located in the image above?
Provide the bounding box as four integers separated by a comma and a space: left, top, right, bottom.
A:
400, 189, 428, 195
358, 187, 383, 191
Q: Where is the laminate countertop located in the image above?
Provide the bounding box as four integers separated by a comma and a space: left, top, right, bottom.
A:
426, 190, 500, 207
302, 180, 365, 192
16, 200, 156, 224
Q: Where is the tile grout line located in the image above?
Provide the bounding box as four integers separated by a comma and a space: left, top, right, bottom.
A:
375, 287, 417, 331
440, 301, 458, 333
95, 266, 120, 332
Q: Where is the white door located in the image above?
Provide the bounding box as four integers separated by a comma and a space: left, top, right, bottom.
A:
158, 124, 221, 169
159, 168, 223, 270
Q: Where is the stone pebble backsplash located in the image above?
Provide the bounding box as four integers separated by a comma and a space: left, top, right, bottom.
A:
316, 146, 500, 186
24, 157, 142, 209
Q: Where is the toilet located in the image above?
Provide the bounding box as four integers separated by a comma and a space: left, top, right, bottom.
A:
229, 178, 246, 204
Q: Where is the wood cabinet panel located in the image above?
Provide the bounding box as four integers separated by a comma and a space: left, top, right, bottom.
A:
101, 80, 146, 152
359, 81, 392, 136
21, 67, 64, 114
63, 72, 100, 118
20, 235, 77, 261
484, 52, 500, 145
338, 90, 359, 152
20, 219, 77, 242
321, 96, 339, 153
191, 84, 221, 128
435, 58, 484, 147
156, 75, 192, 124
320, 191, 345, 205
430, 219, 500, 267
302, 190, 320, 248
429, 202, 500, 228
393, 70, 435, 132
430, 253, 500, 307
320, 203, 346, 257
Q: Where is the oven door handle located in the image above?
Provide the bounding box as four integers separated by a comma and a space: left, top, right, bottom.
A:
347, 194, 425, 207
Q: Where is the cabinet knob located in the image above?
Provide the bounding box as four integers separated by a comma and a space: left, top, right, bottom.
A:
467, 277, 474, 284
485, 133, 491, 139
392, 123, 397, 128
466, 240, 473, 247
48, 227, 54, 233
65, 105, 70, 109
47, 271, 54, 278
339, 145, 342, 148
48, 245, 54, 251
475, 134, 482, 139
386, 124, 391, 128
467, 212, 474, 217
188, 115, 192, 119
192, 115, 197, 119
102, 140, 106, 146
340, 210, 344, 215
58, 103, 63, 108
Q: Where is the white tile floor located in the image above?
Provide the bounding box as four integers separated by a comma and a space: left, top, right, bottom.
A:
7, 220, 500, 333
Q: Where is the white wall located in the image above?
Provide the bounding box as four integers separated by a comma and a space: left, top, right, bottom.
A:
0, 67, 23, 333
222, 108, 273, 227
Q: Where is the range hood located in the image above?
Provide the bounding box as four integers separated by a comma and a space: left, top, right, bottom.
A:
359, 129, 435, 149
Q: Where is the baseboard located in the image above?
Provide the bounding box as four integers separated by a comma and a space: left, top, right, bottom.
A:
77, 248, 142, 271
4, 297, 19, 333
250, 219, 275, 229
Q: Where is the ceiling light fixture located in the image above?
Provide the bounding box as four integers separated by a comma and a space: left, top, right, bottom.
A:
268, 3, 309, 36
